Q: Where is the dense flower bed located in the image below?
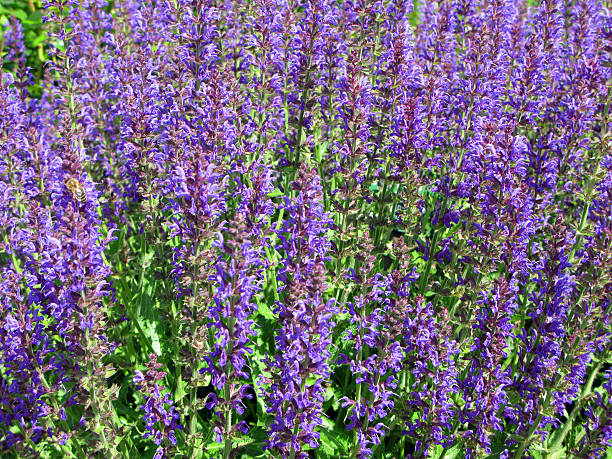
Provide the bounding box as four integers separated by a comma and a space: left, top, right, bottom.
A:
0, 0, 611, 457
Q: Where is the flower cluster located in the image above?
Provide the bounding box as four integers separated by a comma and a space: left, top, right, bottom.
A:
133, 354, 182, 458
1, 0, 611, 457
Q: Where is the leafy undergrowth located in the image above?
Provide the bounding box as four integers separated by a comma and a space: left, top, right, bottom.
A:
1, 0, 611, 458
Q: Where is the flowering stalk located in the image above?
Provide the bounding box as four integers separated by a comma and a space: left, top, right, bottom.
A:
260, 166, 336, 458
133, 354, 183, 458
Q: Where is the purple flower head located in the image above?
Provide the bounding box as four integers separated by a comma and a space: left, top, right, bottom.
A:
260, 166, 337, 457
134, 355, 183, 457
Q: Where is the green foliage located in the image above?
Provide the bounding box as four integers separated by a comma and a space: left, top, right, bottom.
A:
0, 0, 46, 74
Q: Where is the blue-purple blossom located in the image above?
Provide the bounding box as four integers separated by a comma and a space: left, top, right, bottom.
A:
260, 167, 337, 458
133, 355, 182, 458
1, 0, 611, 457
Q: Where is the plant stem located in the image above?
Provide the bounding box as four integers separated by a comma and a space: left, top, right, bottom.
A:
548, 358, 604, 453
223, 316, 237, 459
83, 314, 111, 454
188, 244, 202, 456
289, 357, 310, 459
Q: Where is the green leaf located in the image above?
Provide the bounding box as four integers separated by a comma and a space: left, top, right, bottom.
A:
320, 417, 349, 457
31, 33, 46, 46
22, 10, 42, 26
257, 296, 276, 320
315, 141, 328, 163
267, 188, 284, 198
430, 443, 461, 459
4, 8, 27, 20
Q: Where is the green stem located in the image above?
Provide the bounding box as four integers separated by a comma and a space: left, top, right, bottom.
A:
548, 358, 605, 453
189, 385, 199, 453
188, 244, 202, 456
513, 391, 552, 459
399, 370, 408, 458
293, 33, 315, 171
350, 295, 368, 458
34, 357, 86, 458
419, 195, 449, 294
171, 289, 183, 402
289, 357, 310, 459
417, 96, 475, 299
223, 316, 236, 459
17, 422, 74, 457
86, 326, 110, 454
512, 315, 609, 458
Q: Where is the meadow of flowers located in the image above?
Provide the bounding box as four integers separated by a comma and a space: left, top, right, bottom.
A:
0, 0, 611, 457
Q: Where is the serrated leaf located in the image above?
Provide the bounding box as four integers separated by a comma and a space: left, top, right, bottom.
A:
257, 298, 276, 320
319, 426, 348, 457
